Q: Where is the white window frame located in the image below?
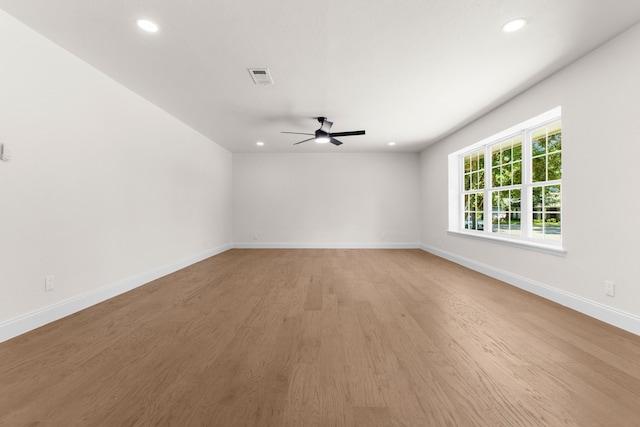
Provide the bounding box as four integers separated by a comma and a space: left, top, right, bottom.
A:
448, 106, 565, 255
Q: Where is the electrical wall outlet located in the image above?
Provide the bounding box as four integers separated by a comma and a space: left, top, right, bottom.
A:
45, 275, 55, 292
604, 280, 615, 297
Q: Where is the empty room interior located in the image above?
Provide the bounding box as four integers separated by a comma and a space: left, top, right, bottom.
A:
1, 1, 640, 425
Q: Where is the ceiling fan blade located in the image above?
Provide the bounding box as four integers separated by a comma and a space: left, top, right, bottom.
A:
293, 137, 315, 145
329, 130, 365, 137
281, 131, 314, 135
330, 137, 343, 146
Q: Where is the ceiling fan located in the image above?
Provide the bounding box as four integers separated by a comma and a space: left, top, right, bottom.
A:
282, 117, 365, 146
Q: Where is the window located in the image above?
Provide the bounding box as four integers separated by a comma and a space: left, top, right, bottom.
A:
449, 107, 563, 251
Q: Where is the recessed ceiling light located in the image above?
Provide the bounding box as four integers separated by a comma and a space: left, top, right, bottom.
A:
256, 141, 264, 146
388, 142, 396, 146
502, 18, 527, 33
136, 19, 159, 33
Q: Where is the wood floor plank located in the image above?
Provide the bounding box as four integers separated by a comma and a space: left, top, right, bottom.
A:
2, 249, 640, 426
338, 304, 387, 407
295, 309, 322, 363
318, 281, 355, 427
282, 362, 321, 427
353, 406, 402, 427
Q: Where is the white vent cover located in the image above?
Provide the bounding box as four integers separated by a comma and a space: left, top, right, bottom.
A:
248, 68, 274, 86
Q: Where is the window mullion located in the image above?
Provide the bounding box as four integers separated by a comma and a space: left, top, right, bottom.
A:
484, 145, 491, 234
459, 154, 465, 230
522, 129, 532, 238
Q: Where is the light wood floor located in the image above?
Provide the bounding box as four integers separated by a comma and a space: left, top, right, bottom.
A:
1, 249, 640, 426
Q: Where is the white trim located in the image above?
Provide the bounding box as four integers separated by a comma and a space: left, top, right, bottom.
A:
0, 242, 419, 343
3, 243, 637, 343
450, 106, 562, 156
449, 106, 564, 248
420, 244, 640, 337
0, 243, 233, 344
448, 154, 461, 231
233, 242, 421, 249
447, 230, 566, 256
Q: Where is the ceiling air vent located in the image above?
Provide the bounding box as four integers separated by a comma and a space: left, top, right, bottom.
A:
248, 68, 274, 86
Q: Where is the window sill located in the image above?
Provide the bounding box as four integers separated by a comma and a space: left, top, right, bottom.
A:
447, 230, 566, 256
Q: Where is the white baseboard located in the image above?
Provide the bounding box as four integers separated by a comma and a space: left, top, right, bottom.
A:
420, 244, 640, 337
0, 243, 233, 344
233, 242, 421, 249
7, 242, 635, 344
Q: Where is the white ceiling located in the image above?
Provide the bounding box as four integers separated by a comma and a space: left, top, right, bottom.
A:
2, 1, 640, 153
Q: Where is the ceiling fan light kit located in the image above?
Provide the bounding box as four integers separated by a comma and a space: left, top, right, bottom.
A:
315, 134, 331, 144
282, 117, 365, 146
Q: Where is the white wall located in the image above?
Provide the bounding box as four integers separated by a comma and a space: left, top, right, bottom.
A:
421, 22, 640, 326
0, 11, 232, 334
233, 153, 420, 247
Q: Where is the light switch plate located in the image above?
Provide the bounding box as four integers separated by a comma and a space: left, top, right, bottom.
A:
0, 144, 10, 161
